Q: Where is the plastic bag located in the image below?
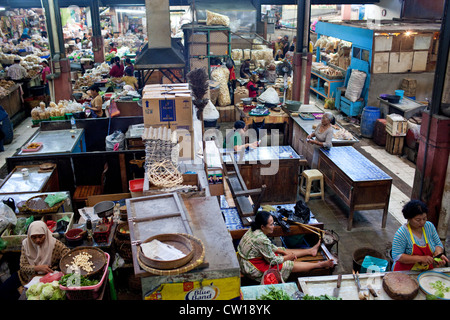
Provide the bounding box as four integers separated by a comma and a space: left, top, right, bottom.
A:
344, 69, 367, 102
0, 202, 17, 235
106, 130, 125, 151
44, 192, 68, 207
258, 87, 280, 105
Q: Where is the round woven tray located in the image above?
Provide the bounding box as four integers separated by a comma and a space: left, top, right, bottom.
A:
25, 195, 65, 214
137, 233, 205, 276
59, 246, 107, 277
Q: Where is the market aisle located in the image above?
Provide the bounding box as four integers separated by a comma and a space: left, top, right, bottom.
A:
0, 117, 38, 179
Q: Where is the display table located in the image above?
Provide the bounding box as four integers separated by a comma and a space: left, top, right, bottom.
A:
318, 146, 392, 231
222, 146, 301, 203
297, 267, 450, 300
16, 129, 86, 156
290, 115, 359, 166
126, 194, 240, 300
0, 164, 59, 195
377, 96, 426, 119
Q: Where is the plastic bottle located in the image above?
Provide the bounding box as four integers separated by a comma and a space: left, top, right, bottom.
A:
70, 116, 76, 129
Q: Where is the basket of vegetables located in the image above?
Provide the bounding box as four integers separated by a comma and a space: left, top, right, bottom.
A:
59, 251, 110, 300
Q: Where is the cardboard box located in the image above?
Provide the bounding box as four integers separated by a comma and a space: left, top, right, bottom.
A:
142, 93, 193, 128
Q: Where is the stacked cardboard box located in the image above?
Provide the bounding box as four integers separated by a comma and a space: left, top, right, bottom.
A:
142, 84, 194, 159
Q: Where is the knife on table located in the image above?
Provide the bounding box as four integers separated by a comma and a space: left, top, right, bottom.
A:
333, 274, 342, 297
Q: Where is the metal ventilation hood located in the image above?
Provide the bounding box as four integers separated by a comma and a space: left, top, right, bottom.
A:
134, 0, 185, 70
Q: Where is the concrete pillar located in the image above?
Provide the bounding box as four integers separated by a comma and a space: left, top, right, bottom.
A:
42, 0, 72, 101
90, 0, 104, 63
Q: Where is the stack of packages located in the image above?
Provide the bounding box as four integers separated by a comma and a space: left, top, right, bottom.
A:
141, 83, 194, 160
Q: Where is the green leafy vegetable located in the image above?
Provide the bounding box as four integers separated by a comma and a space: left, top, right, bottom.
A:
257, 286, 292, 300
302, 294, 342, 300
429, 280, 450, 298
59, 274, 99, 287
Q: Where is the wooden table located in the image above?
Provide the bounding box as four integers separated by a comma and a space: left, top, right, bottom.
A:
222, 146, 302, 204
290, 114, 359, 167
318, 146, 392, 231
234, 103, 290, 144
377, 96, 426, 119
297, 267, 450, 300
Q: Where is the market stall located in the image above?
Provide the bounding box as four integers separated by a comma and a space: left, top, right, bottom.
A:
318, 146, 392, 231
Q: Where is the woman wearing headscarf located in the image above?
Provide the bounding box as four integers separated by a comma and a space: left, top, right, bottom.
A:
0, 221, 69, 300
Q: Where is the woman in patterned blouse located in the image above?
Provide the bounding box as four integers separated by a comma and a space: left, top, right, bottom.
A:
237, 211, 335, 283
0, 221, 70, 300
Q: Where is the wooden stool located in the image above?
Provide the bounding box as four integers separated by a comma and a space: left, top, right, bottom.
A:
299, 169, 324, 202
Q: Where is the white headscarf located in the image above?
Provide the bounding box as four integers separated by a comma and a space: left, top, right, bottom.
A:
22, 221, 56, 268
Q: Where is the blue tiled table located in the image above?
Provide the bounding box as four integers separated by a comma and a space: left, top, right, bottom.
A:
318, 146, 392, 231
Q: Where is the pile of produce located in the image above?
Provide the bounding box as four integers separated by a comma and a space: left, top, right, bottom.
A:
59, 274, 99, 287
26, 281, 66, 300
0, 80, 16, 98
31, 100, 84, 121
68, 49, 94, 61
257, 286, 292, 300
427, 280, 450, 300
302, 294, 342, 300
211, 66, 231, 106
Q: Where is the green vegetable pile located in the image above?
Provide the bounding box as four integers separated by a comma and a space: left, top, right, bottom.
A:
302, 294, 342, 300
59, 274, 99, 287
428, 280, 450, 299
26, 281, 66, 300
257, 286, 292, 300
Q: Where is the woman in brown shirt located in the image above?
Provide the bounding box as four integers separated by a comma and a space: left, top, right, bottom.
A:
86, 85, 104, 117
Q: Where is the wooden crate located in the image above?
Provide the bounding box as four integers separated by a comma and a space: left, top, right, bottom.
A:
385, 133, 405, 155
217, 105, 238, 123
386, 114, 407, 136
401, 78, 417, 97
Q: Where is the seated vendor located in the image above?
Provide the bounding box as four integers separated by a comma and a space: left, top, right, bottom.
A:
122, 68, 138, 90
223, 120, 258, 152
237, 211, 335, 283
391, 200, 448, 271
86, 85, 104, 117
264, 63, 277, 84
240, 59, 252, 79
0, 221, 70, 300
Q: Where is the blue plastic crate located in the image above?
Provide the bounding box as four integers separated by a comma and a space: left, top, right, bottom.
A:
361, 255, 388, 273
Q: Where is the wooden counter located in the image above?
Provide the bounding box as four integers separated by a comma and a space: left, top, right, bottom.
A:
0, 84, 22, 118
222, 146, 302, 204
290, 114, 359, 166
318, 146, 392, 231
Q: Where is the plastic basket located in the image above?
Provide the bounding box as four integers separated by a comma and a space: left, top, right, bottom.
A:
59, 252, 110, 300
129, 178, 144, 198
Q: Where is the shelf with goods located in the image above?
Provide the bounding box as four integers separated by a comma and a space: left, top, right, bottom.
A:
182, 24, 231, 77
309, 69, 344, 101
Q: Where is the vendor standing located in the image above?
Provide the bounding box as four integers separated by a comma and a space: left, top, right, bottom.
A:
86, 85, 104, 117
392, 200, 448, 271
41, 59, 51, 96
264, 63, 277, 84
237, 211, 334, 283
307, 112, 334, 168
7, 58, 28, 82
108, 42, 117, 54
246, 74, 261, 100
0, 221, 69, 300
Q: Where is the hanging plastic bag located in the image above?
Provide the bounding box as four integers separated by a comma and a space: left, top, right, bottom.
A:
108, 99, 120, 117
0, 202, 17, 235
106, 130, 125, 151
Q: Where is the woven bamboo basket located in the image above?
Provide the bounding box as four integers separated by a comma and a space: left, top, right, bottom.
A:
25, 195, 65, 214
59, 246, 107, 277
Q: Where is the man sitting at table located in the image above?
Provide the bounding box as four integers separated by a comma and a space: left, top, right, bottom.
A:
223, 120, 258, 152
